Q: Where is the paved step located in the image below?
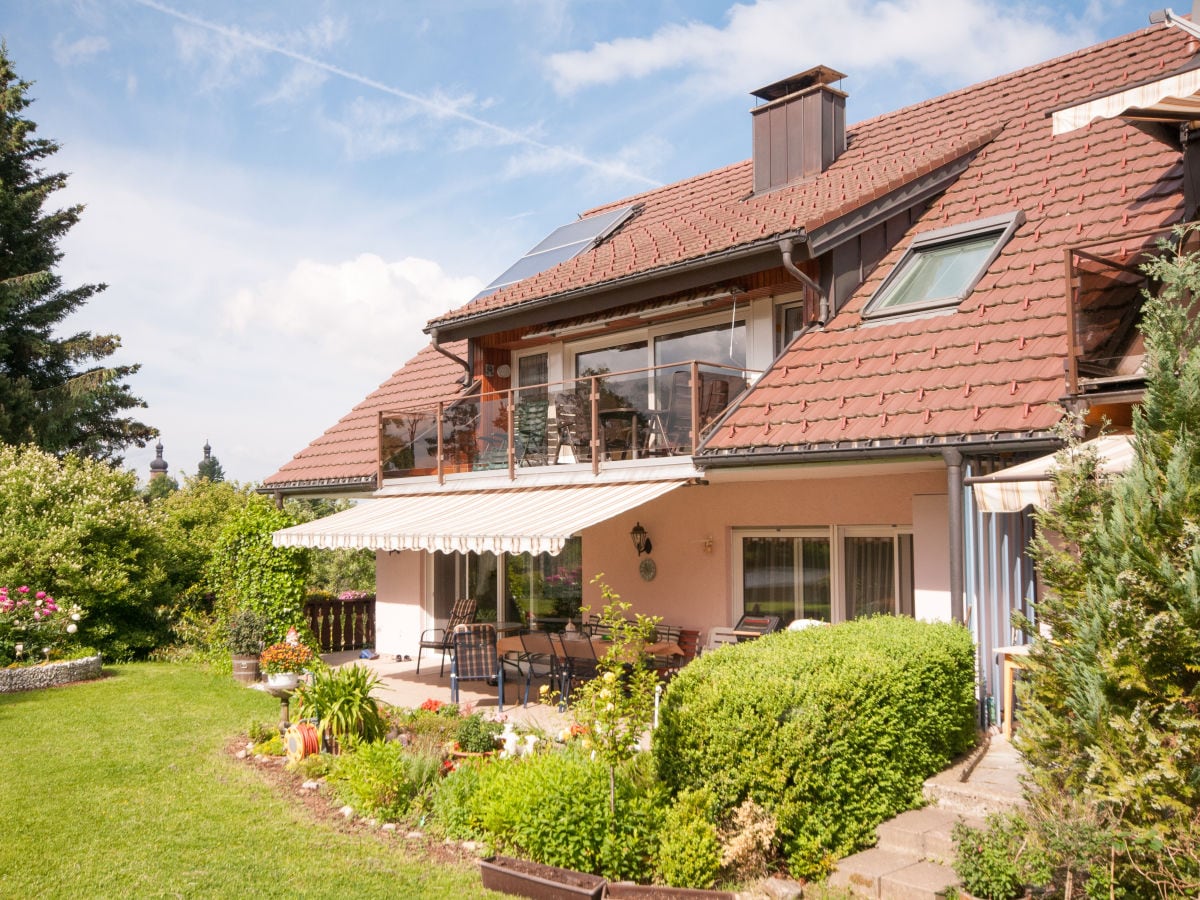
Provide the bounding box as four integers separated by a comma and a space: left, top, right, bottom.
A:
879, 860, 960, 900
829, 847, 915, 897
875, 807, 983, 863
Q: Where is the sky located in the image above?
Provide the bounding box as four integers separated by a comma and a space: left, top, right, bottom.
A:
2, 0, 1158, 484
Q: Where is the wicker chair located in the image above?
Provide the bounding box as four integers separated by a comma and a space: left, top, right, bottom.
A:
449, 623, 505, 711
416, 597, 476, 676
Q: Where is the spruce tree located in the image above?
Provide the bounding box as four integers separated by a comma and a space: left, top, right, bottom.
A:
0, 44, 153, 463
1021, 229, 1200, 893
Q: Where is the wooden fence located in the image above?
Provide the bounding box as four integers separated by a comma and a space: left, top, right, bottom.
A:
304, 597, 376, 652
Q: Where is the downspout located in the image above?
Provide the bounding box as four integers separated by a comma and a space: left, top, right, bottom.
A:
428, 327, 473, 385
779, 237, 829, 325
943, 447, 966, 624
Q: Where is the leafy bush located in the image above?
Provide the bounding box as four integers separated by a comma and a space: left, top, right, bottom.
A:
227, 608, 267, 655
327, 740, 441, 822
208, 495, 308, 642
429, 757, 488, 840
953, 812, 1051, 900
653, 616, 976, 878
0, 445, 167, 660
657, 789, 720, 889
252, 733, 285, 757
718, 799, 777, 883
294, 665, 387, 748
0, 585, 84, 664
467, 747, 664, 881
455, 713, 501, 754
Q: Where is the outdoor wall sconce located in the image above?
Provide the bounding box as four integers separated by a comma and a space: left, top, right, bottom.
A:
630, 522, 653, 556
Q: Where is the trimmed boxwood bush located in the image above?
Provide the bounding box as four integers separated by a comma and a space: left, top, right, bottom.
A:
653, 616, 976, 879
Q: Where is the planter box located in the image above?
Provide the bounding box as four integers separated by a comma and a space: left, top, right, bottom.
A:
605, 884, 735, 899
231, 653, 260, 684
480, 855, 606, 900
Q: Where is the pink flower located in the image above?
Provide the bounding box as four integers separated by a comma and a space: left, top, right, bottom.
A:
36, 591, 46, 600
17, 586, 29, 594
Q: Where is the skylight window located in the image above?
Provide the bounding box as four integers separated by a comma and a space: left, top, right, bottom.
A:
864, 212, 1024, 317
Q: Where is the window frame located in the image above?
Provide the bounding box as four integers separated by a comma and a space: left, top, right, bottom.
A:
862, 211, 1024, 319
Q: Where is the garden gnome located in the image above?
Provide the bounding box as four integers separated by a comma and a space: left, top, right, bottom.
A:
285, 626, 299, 646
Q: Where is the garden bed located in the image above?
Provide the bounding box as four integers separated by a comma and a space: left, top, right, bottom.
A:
0, 654, 102, 693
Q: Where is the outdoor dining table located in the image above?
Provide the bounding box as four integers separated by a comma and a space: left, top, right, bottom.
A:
494, 633, 684, 661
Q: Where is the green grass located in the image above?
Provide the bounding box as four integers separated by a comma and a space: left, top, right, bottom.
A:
0, 663, 495, 898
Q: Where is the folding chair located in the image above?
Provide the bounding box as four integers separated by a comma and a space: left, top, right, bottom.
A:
416, 597, 476, 675
449, 623, 505, 711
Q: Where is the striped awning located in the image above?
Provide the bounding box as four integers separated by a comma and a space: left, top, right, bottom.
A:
1052, 65, 1200, 135
970, 434, 1134, 514
272, 479, 688, 555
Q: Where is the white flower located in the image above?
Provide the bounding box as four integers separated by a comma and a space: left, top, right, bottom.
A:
67, 624, 78, 634
71, 613, 81, 622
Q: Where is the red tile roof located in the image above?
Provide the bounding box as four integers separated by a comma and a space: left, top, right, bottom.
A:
262, 342, 466, 490
705, 25, 1189, 455
267, 24, 1192, 488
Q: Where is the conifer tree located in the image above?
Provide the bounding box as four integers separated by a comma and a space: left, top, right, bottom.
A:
1021, 229, 1200, 892
0, 45, 153, 462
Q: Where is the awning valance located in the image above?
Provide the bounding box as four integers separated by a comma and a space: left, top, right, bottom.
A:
1052, 66, 1200, 135
272, 479, 689, 555
970, 434, 1134, 514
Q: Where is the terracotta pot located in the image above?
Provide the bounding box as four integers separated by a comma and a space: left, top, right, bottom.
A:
479, 856, 605, 900
231, 654, 260, 685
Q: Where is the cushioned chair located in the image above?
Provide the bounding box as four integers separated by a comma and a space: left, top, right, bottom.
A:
416, 597, 476, 676
449, 623, 505, 711
732, 613, 782, 641
515, 398, 550, 466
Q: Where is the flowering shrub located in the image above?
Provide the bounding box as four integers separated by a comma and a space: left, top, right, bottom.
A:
419, 697, 447, 712
258, 641, 316, 674
337, 590, 374, 601
0, 585, 84, 665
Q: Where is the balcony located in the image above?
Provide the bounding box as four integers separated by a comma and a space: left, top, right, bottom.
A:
378, 361, 752, 482
1064, 225, 1177, 398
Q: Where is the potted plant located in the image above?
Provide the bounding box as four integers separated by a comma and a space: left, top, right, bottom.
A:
228, 608, 267, 684
259, 640, 316, 690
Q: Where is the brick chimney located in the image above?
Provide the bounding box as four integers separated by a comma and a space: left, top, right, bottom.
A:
751, 65, 847, 193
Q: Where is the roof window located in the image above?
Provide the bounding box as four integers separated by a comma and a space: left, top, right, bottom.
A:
864, 212, 1024, 318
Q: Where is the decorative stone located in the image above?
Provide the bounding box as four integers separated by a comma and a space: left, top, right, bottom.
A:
340, 805, 355, 818
381, 823, 397, 832
301, 780, 321, 791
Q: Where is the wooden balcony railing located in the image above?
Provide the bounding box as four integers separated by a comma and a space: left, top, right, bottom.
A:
304, 597, 376, 652
377, 360, 753, 482
1064, 225, 1177, 397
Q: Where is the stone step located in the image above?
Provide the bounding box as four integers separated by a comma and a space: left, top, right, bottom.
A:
921, 778, 1026, 819
879, 860, 960, 900
829, 847, 914, 898
874, 807, 984, 863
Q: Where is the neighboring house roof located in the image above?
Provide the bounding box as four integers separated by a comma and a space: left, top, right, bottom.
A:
265, 24, 1191, 490
262, 342, 466, 492
703, 25, 1188, 458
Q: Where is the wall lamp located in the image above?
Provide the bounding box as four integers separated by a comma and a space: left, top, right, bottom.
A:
630, 522, 653, 556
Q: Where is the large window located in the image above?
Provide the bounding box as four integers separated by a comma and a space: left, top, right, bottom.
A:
735, 527, 912, 625
864, 212, 1023, 318
428, 537, 583, 630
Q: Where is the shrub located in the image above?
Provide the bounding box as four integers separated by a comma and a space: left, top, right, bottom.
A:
653, 616, 976, 877
0, 585, 84, 664
252, 733, 285, 757
455, 713, 501, 754
227, 608, 267, 656
429, 756, 488, 840
294, 664, 387, 749
327, 740, 441, 822
953, 812, 1051, 900
657, 788, 721, 889
468, 747, 664, 881
719, 799, 777, 883
0, 445, 167, 660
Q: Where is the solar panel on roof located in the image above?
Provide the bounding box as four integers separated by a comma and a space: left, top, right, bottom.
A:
472, 205, 635, 300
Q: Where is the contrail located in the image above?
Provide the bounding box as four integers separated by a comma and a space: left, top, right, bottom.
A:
130, 0, 662, 189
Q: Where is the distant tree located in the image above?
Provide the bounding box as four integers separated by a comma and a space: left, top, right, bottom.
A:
196, 442, 225, 482
285, 497, 375, 595
145, 475, 178, 501
0, 46, 153, 463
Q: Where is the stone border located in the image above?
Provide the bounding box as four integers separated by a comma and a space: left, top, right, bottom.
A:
0, 654, 103, 693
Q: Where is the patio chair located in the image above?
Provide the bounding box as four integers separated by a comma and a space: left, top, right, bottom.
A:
699, 377, 730, 429
516, 630, 560, 706
732, 613, 781, 642
416, 597, 477, 676
551, 633, 599, 702
449, 623, 505, 711
705, 627, 740, 652
662, 369, 697, 454
554, 391, 592, 463
514, 398, 550, 466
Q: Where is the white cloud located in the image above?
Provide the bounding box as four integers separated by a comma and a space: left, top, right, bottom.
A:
319, 96, 424, 159
223, 254, 482, 380
52, 34, 110, 66
259, 64, 328, 105
546, 0, 1095, 97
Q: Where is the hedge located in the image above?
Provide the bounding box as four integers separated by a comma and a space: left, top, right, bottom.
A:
652, 616, 977, 878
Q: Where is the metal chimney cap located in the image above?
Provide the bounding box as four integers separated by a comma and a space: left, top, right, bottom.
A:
752, 65, 847, 103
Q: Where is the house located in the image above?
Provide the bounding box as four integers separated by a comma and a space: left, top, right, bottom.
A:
265, 18, 1197, 723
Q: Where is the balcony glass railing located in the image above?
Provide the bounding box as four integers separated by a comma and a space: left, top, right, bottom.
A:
378, 360, 753, 481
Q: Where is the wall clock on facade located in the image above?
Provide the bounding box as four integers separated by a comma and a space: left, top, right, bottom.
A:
639, 557, 657, 582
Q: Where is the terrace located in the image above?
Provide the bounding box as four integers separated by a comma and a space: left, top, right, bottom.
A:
377, 360, 753, 483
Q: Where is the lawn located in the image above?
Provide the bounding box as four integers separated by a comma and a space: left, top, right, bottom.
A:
0, 663, 495, 898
